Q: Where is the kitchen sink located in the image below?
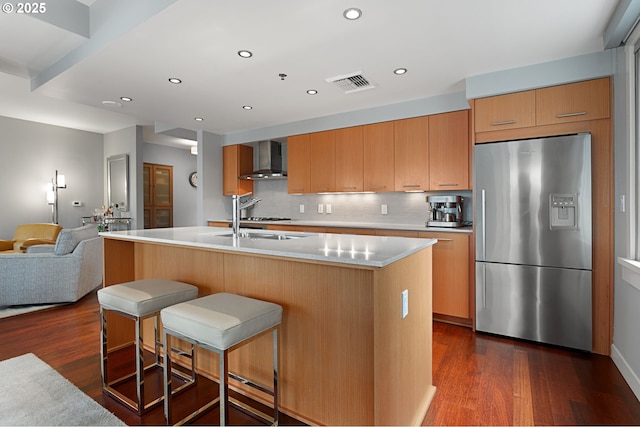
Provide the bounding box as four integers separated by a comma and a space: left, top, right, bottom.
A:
217, 231, 307, 240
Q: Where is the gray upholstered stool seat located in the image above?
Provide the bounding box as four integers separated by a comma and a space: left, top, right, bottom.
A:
98, 278, 199, 415
161, 292, 283, 426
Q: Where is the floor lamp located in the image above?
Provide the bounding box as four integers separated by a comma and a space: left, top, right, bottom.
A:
46, 170, 66, 224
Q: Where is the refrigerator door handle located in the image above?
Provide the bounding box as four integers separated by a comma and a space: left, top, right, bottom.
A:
481, 189, 486, 259
481, 263, 486, 308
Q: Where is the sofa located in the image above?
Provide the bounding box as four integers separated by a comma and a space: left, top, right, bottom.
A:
0, 223, 62, 253
0, 225, 103, 306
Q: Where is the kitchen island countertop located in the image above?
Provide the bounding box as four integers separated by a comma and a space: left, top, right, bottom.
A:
100, 226, 436, 268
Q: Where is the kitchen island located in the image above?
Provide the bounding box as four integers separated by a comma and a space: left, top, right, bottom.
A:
100, 226, 436, 426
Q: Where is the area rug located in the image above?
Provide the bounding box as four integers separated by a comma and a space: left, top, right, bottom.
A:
0, 353, 126, 426
0, 304, 61, 319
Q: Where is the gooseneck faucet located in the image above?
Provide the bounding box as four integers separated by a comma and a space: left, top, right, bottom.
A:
231, 192, 262, 238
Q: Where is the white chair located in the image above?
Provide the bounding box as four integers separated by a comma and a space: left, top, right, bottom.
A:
161, 292, 282, 426
97, 278, 199, 415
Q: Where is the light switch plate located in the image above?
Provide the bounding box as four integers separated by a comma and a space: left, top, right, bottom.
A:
381, 204, 388, 215
326, 204, 332, 214
317, 204, 324, 214
402, 289, 409, 318
299, 204, 305, 214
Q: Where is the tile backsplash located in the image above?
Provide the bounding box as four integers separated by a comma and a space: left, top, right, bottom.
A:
222, 179, 473, 225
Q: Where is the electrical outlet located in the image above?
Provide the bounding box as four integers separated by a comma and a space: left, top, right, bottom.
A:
317, 204, 324, 214
381, 204, 388, 215
326, 204, 332, 214
299, 204, 305, 214
402, 289, 409, 318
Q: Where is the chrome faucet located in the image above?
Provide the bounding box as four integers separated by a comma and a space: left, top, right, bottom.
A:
231, 192, 262, 238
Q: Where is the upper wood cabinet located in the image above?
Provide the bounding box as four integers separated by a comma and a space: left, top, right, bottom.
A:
335, 126, 364, 192
474, 90, 536, 133
363, 121, 394, 192
223, 144, 254, 196
536, 78, 610, 125
287, 134, 311, 194
394, 116, 429, 191
429, 110, 470, 190
309, 130, 336, 193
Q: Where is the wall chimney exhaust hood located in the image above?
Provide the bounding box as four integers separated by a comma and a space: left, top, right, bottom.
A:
239, 140, 287, 180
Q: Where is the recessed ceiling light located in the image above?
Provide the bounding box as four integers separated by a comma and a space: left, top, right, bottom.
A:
102, 100, 122, 108
168, 77, 182, 84
238, 50, 253, 58
242, 105, 253, 110
307, 89, 318, 95
343, 8, 362, 20
120, 96, 133, 102
194, 117, 204, 122
394, 68, 408, 75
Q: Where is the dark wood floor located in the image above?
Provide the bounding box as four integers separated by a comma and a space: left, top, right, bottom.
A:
1, 289, 639, 426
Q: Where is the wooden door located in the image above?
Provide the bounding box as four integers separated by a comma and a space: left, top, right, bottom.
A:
429, 110, 470, 190
287, 134, 311, 194
474, 90, 536, 133
143, 163, 173, 229
223, 144, 254, 196
363, 122, 394, 192
536, 78, 610, 125
420, 231, 470, 319
394, 116, 429, 191
309, 130, 336, 193
335, 126, 364, 192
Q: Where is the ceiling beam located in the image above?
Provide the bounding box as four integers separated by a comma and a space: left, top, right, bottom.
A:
30, 0, 177, 91
31, 0, 90, 38
604, 0, 640, 48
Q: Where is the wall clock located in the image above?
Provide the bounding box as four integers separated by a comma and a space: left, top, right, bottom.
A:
189, 171, 198, 187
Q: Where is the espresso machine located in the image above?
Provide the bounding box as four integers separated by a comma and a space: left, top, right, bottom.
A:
427, 195, 463, 227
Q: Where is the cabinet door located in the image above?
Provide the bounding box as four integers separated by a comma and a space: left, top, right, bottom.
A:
335, 126, 364, 192
310, 130, 336, 193
223, 144, 254, 196
419, 232, 470, 319
394, 116, 429, 191
429, 110, 470, 190
363, 122, 394, 192
474, 90, 536, 133
536, 77, 610, 125
153, 165, 172, 206
287, 134, 311, 194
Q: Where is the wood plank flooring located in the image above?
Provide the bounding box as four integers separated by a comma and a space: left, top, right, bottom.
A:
1, 290, 639, 425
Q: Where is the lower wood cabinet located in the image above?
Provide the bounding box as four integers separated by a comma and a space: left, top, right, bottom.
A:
419, 231, 470, 320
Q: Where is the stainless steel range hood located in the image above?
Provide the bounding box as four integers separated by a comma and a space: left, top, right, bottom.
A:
239, 141, 287, 180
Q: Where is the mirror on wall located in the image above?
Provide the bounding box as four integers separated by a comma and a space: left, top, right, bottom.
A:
107, 154, 129, 211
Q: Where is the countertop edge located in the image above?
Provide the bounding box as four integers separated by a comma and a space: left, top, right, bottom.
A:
100, 228, 437, 268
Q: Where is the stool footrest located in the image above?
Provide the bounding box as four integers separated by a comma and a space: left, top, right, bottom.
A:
228, 372, 275, 397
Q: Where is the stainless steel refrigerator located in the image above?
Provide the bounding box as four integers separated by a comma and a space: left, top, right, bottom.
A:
474, 133, 592, 351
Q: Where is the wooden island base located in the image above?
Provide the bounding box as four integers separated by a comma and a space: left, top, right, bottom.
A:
103, 236, 435, 426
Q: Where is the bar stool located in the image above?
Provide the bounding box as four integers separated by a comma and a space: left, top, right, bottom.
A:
97, 278, 199, 415
161, 292, 283, 426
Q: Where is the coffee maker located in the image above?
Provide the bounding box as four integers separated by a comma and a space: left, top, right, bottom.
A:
427, 195, 463, 227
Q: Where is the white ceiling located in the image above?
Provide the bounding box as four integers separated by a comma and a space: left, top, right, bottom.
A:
0, 0, 620, 149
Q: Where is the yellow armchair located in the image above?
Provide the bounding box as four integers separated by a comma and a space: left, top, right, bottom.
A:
0, 223, 62, 253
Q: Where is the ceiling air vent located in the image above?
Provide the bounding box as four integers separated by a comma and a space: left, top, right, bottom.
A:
325, 71, 375, 94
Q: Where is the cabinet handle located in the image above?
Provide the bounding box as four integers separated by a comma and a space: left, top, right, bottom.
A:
343, 186, 357, 190
403, 184, 421, 188
490, 120, 516, 126
369, 185, 387, 189
436, 238, 453, 242
438, 183, 458, 187
556, 111, 587, 118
